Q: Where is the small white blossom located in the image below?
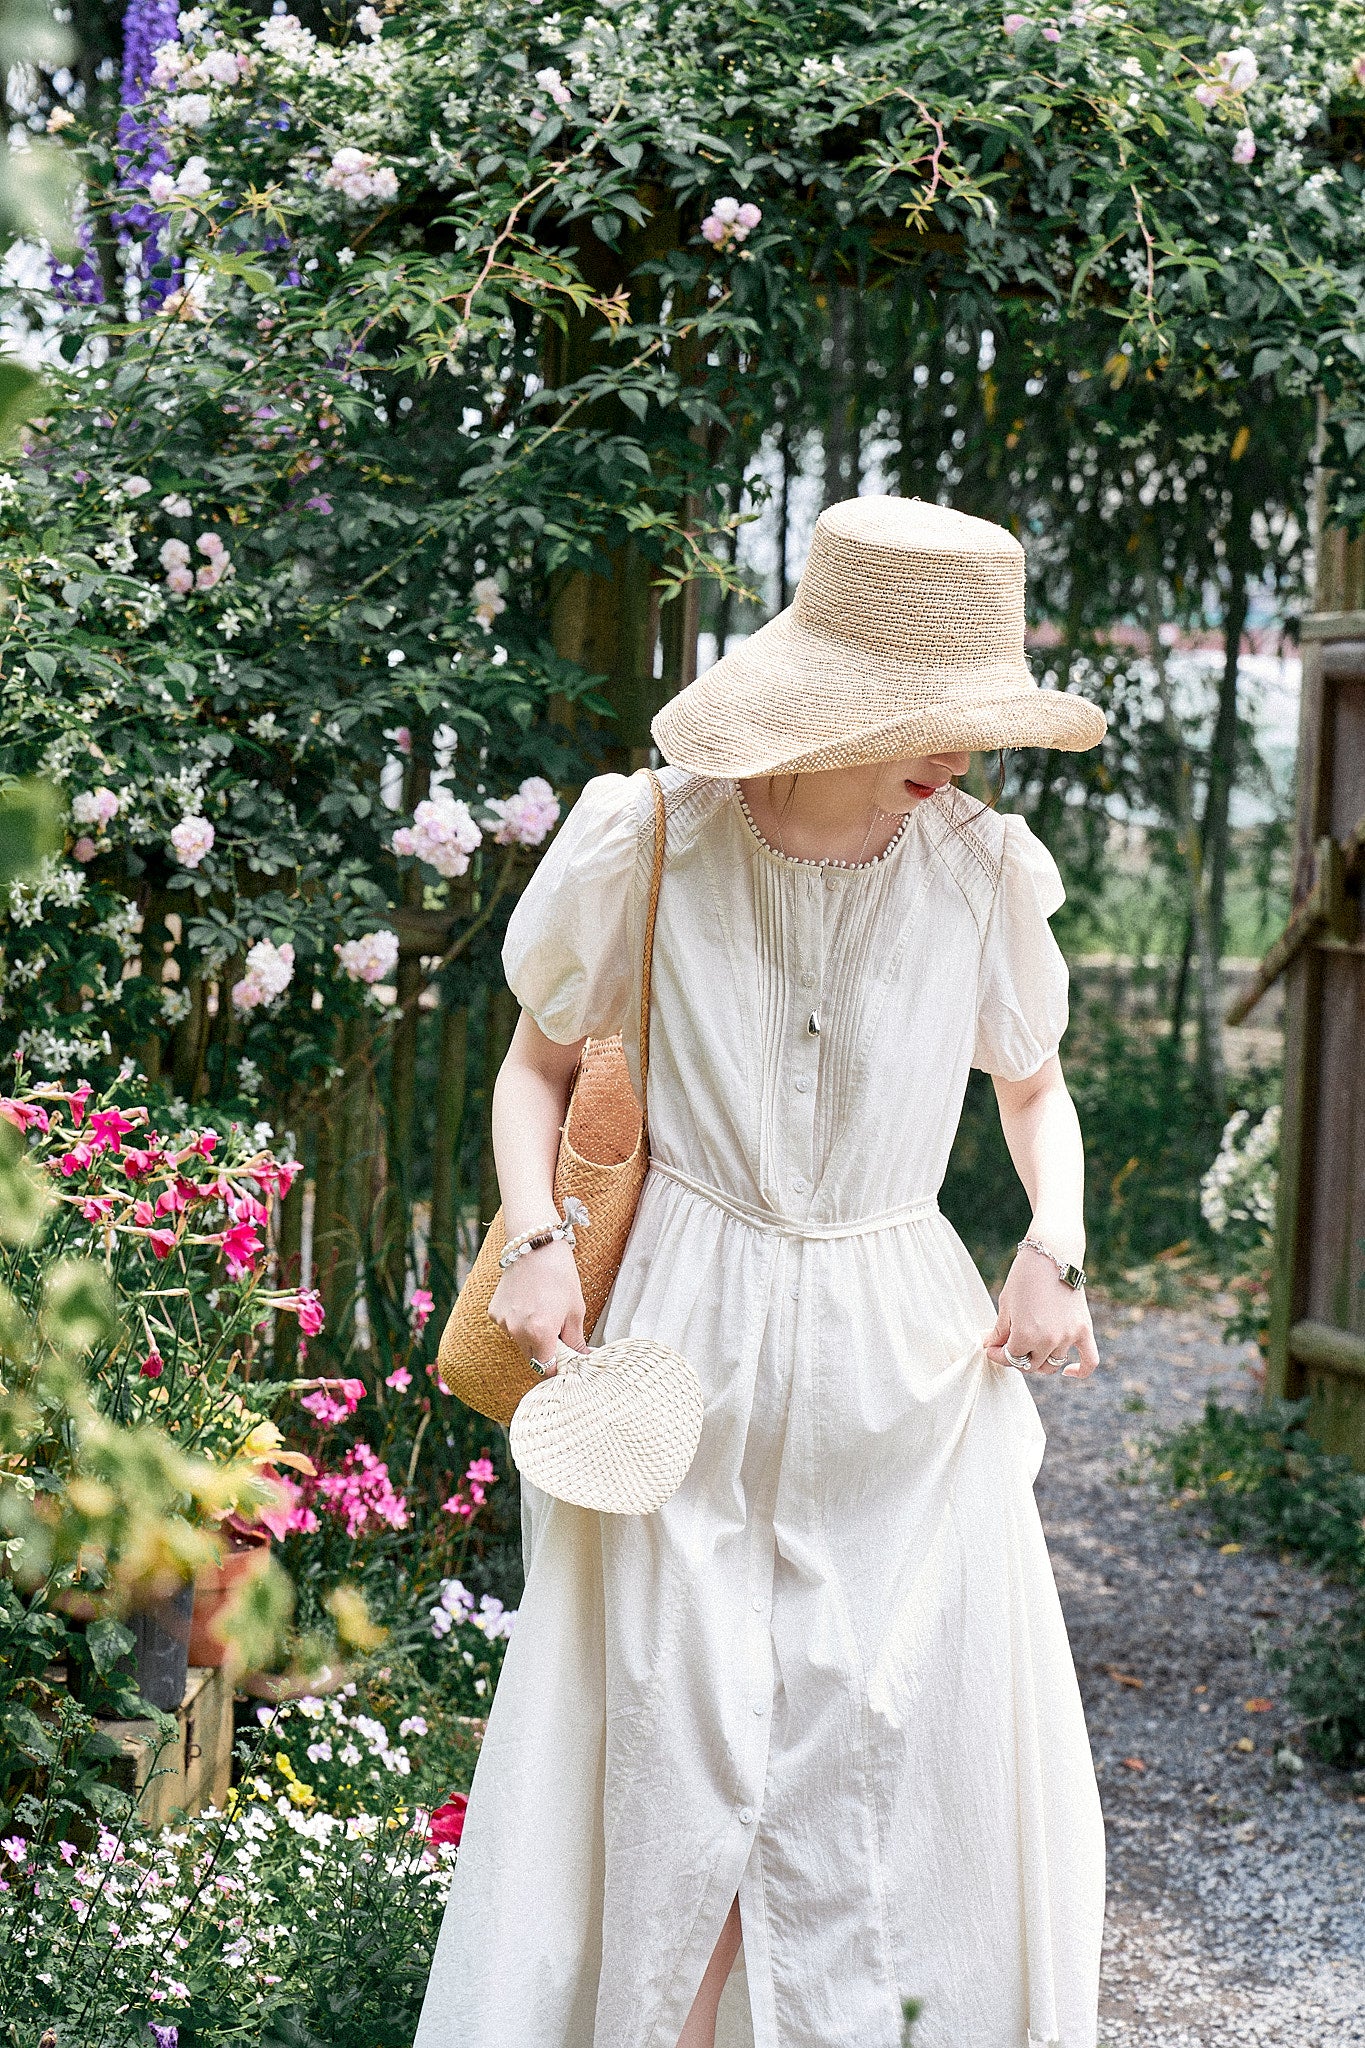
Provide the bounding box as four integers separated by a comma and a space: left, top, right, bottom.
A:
471, 575, 505, 629
232, 937, 295, 1012
71, 787, 120, 828
334, 929, 399, 983
392, 795, 482, 878
484, 775, 560, 848
169, 815, 215, 867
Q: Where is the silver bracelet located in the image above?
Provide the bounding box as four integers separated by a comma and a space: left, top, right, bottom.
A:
498, 1196, 590, 1270
1018, 1235, 1087, 1292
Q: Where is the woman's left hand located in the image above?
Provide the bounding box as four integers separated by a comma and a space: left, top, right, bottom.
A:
985, 1249, 1099, 1379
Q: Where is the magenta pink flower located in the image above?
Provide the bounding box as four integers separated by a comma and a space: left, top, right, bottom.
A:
0, 1099, 49, 1134
88, 1108, 136, 1154
409, 1287, 434, 1337
315, 1442, 408, 1537
81, 1195, 113, 1222
217, 1222, 263, 1279
277, 1289, 326, 1336
149, 1230, 178, 1260
440, 1491, 475, 1521
60, 1143, 95, 1176
196, 1130, 218, 1156
385, 1365, 412, 1391
141, 1349, 164, 1379
133, 1199, 156, 1228
300, 1376, 365, 1426
65, 1082, 93, 1126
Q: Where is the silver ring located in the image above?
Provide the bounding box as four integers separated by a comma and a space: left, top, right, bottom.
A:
529, 1354, 554, 1378
1046, 1353, 1069, 1369
1002, 1346, 1031, 1370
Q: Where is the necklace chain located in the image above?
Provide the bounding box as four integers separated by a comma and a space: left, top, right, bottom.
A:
738, 785, 910, 871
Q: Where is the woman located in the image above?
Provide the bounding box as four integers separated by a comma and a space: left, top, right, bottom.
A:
415, 497, 1108, 2048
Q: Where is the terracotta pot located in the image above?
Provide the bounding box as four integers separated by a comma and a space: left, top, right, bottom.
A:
188, 1533, 270, 1668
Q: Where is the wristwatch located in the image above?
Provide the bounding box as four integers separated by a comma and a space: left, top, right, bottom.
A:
1018, 1236, 1087, 1291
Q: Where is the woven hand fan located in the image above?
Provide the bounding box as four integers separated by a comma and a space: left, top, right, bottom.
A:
508, 1338, 704, 1516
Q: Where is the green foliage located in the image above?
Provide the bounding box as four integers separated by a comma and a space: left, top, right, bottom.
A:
1155, 1396, 1365, 1581
1154, 1396, 1365, 1765
0, 1696, 452, 2047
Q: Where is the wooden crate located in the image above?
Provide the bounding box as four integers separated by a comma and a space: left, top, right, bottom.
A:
99, 1663, 235, 1828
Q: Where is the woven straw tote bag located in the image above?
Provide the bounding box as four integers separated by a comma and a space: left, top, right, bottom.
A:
436, 768, 667, 1427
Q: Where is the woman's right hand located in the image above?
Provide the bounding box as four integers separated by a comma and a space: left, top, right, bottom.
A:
487, 1240, 587, 1374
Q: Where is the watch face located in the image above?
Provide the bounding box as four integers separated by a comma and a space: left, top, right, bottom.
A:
1060, 1263, 1086, 1291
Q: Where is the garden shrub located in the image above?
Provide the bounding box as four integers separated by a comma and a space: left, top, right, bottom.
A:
1154, 1396, 1365, 1766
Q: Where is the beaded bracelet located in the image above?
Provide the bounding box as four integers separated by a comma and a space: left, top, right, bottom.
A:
498, 1196, 591, 1270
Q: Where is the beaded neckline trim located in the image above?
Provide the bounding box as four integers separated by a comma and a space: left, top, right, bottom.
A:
731, 783, 915, 872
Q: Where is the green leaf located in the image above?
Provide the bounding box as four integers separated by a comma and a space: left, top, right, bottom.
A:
0, 360, 45, 448
0, 1120, 52, 1246
0, 780, 64, 885
85, 1615, 136, 1676
619, 388, 648, 422
42, 1259, 119, 1356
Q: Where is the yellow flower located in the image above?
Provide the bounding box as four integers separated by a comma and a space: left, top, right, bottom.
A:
274, 1750, 296, 1779
286, 1779, 317, 1808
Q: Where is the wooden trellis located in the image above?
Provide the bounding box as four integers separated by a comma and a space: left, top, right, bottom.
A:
1232, 529, 1365, 1466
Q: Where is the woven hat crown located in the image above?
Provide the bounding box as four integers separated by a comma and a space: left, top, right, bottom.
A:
796, 498, 1026, 671
650, 492, 1107, 776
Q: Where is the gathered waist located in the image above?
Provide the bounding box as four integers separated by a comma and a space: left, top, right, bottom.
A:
645, 1158, 939, 1242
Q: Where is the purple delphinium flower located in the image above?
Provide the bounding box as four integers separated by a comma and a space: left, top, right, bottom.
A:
148, 2026, 179, 2048
114, 0, 183, 311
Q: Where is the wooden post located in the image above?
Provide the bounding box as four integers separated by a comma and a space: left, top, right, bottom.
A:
543, 195, 691, 763
1263, 499, 1365, 1465
430, 1001, 468, 1291
477, 985, 518, 1232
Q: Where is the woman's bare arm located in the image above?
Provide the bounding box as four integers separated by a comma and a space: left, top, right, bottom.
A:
483, 1011, 589, 1368
983, 1053, 1100, 1378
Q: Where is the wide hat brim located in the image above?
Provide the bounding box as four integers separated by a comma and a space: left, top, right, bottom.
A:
509, 1338, 704, 1516
652, 604, 1106, 778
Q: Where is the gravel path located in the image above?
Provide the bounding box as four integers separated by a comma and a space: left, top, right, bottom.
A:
1030, 1301, 1365, 2047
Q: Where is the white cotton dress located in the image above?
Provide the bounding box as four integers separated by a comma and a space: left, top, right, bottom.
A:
414, 767, 1105, 2048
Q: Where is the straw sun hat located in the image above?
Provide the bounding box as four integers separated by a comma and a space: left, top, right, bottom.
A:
651, 496, 1106, 778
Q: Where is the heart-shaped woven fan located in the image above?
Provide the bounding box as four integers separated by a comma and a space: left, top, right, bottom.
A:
508, 1338, 704, 1516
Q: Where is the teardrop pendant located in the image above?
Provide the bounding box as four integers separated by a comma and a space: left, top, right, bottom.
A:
807, 1011, 821, 1037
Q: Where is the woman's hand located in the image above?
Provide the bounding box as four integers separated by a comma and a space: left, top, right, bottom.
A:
985, 1249, 1099, 1378
487, 1239, 587, 1375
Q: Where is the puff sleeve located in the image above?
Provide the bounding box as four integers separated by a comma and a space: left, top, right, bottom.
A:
971, 814, 1070, 1081
500, 772, 643, 1044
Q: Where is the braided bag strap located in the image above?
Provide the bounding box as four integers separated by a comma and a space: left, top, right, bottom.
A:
637, 767, 666, 1120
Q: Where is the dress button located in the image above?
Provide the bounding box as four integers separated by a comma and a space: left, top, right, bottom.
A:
789, 1285, 799, 1301
795, 1076, 810, 1093
752, 1596, 765, 1612
824, 873, 838, 890
752, 1701, 765, 1716
791, 1175, 808, 1193
739, 1808, 754, 1826
799, 971, 816, 989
